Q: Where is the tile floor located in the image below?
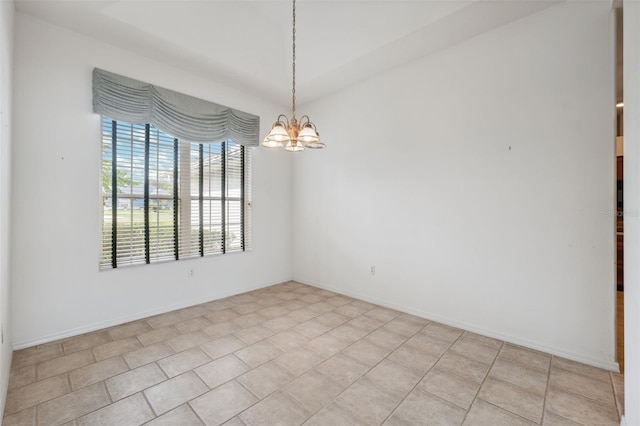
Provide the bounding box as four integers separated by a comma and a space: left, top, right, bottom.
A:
2, 281, 624, 426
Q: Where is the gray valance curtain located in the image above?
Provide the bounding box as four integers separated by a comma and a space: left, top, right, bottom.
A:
92, 68, 260, 146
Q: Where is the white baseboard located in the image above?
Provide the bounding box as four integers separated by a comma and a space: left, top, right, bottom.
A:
12, 279, 287, 350
295, 278, 620, 372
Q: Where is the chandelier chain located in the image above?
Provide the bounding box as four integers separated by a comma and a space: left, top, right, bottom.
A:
292, 0, 296, 119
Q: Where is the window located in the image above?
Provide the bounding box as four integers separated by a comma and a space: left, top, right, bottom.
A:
101, 118, 251, 269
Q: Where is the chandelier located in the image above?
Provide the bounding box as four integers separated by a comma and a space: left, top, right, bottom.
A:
262, 0, 324, 152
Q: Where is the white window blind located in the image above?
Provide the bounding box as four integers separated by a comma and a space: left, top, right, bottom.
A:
101, 118, 251, 269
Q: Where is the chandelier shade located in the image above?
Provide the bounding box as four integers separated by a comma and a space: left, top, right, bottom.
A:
261, 0, 324, 152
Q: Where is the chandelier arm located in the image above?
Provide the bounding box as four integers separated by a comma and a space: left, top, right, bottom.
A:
277, 114, 290, 127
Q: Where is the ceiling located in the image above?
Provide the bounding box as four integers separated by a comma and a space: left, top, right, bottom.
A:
16, 0, 560, 108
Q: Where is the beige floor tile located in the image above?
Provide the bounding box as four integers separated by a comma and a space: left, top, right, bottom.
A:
106, 363, 167, 401
365, 328, 407, 351
279, 300, 307, 311
478, 377, 545, 423
5, 282, 625, 426
166, 331, 211, 352
233, 313, 269, 329
62, 332, 112, 355
365, 307, 400, 322
459, 331, 502, 350
146, 404, 203, 426
334, 377, 403, 424
342, 339, 392, 367
195, 354, 251, 388
8, 365, 36, 390
463, 399, 537, 426
314, 312, 350, 328
304, 334, 350, 359
286, 308, 320, 323
205, 308, 240, 323
234, 341, 283, 368
545, 387, 619, 426
146, 312, 182, 330
346, 315, 385, 332
136, 326, 181, 347
262, 316, 300, 332
365, 359, 422, 396
204, 299, 237, 312
489, 358, 548, 396
418, 366, 480, 410
308, 303, 336, 314
175, 317, 213, 334
274, 347, 327, 377
396, 313, 430, 326
436, 351, 491, 384
157, 347, 211, 378
144, 371, 208, 415
551, 357, 611, 383
420, 323, 463, 344
200, 335, 246, 360
449, 337, 500, 365
93, 337, 143, 362
76, 393, 154, 426
299, 294, 325, 304
108, 321, 152, 341
386, 387, 466, 426
233, 325, 276, 345
258, 305, 290, 319
388, 344, 439, 374
382, 317, 425, 338
334, 304, 370, 318
549, 367, 615, 405
293, 319, 334, 339
69, 356, 129, 390
232, 303, 263, 315
316, 353, 370, 387
303, 402, 369, 426
36, 382, 111, 426
498, 344, 551, 373
314, 289, 338, 298
11, 343, 64, 370
405, 333, 453, 358
266, 330, 309, 352
123, 343, 174, 369
237, 361, 294, 399
327, 324, 369, 344
3, 407, 36, 426
202, 321, 242, 339
542, 412, 585, 426
190, 380, 258, 425
4, 374, 71, 415
283, 370, 345, 413
37, 350, 94, 381
239, 391, 310, 426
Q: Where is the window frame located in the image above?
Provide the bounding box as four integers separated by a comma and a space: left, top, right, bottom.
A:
99, 118, 251, 270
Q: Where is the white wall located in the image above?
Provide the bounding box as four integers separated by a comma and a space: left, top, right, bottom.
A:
11, 13, 292, 347
623, 1, 640, 424
0, 0, 14, 415
293, 2, 618, 370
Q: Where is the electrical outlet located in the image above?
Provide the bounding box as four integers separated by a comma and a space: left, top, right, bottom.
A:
370, 265, 376, 275
188, 269, 194, 278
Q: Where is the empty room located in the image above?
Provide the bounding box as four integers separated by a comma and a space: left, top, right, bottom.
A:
0, 0, 638, 425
